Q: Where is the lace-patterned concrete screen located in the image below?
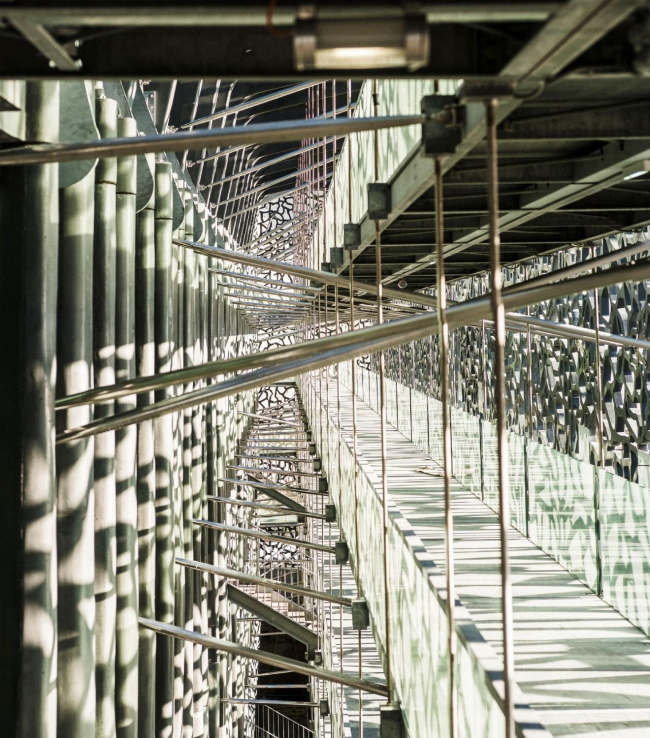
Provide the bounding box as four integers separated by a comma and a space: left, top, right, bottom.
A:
373, 230, 650, 485
252, 195, 296, 259
249, 195, 311, 353
300, 375, 534, 738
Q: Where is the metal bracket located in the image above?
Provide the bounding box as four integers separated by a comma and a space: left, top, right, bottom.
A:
325, 504, 337, 523
11, 18, 82, 71
334, 540, 349, 565
352, 597, 370, 630
458, 79, 516, 102
344, 222, 361, 251
367, 183, 391, 220
380, 703, 404, 738
329, 246, 344, 268
421, 94, 462, 157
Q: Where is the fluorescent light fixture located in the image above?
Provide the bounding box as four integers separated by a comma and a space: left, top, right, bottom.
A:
294, 14, 429, 72
624, 170, 647, 181
623, 160, 650, 180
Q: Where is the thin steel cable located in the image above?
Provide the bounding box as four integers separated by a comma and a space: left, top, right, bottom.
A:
435, 158, 457, 737
592, 243, 605, 470
373, 78, 393, 704
197, 79, 225, 186
486, 98, 514, 738
181, 79, 204, 170
591, 244, 605, 599
347, 77, 364, 738
525, 265, 533, 534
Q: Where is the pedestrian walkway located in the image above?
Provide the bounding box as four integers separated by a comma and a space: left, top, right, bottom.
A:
324, 521, 384, 738
332, 380, 650, 737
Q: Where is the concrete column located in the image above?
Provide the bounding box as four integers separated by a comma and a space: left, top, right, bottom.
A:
0, 80, 60, 738
172, 200, 186, 736
182, 189, 196, 733
153, 161, 175, 738
194, 205, 210, 732
115, 115, 138, 738
136, 173, 156, 738
93, 90, 118, 738
56, 127, 96, 738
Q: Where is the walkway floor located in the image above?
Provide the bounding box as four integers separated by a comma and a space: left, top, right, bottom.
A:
331, 381, 650, 737
326, 521, 383, 738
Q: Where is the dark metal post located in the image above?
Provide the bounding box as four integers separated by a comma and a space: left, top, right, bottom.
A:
372, 79, 393, 707
591, 245, 604, 597
486, 98, 514, 738
435, 158, 457, 737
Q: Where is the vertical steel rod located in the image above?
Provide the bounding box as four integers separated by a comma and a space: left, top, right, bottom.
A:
373, 78, 393, 704
591, 244, 605, 599
592, 244, 605, 469
486, 98, 514, 738
435, 158, 457, 737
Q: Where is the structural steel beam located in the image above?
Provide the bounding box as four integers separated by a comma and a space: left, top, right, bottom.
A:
193, 521, 336, 554
183, 81, 317, 128
442, 142, 650, 259
215, 480, 309, 514
10, 17, 82, 71
238, 412, 303, 428
223, 699, 318, 707
1, 4, 560, 27
178, 559, 352, 607
227, 465, 321, 478
0, 114, 425, 166
175, 238, 437, 308
219, 476, 323, 498
54, 257, 650, 443
139, 618, 388, 696
207, 495, 323, 520
227, 584, 319, 652
497, 102, 650, 141
339, 0, 643, 283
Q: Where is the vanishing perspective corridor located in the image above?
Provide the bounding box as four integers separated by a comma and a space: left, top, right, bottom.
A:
3, 2, 650, 737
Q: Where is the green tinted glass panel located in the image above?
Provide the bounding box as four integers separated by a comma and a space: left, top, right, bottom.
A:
528, 443, 597, 589
599, 468, 650, 636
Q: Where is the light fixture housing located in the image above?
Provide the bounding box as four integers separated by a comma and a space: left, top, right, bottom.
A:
294, 14, 429, 72
623, 160, 650, 180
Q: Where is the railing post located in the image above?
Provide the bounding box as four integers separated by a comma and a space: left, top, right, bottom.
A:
593, 466, 603, 598
523, 437, 530, 538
